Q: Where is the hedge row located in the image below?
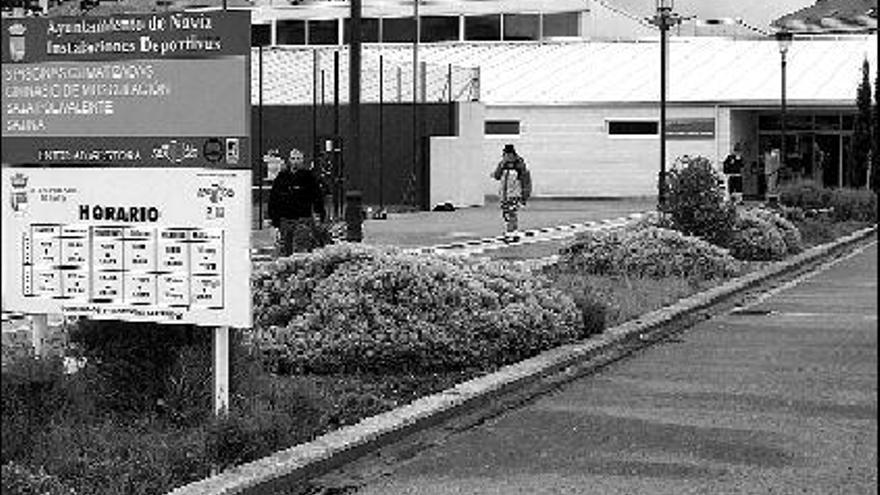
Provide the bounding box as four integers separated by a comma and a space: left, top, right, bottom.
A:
250, 244, 585, 374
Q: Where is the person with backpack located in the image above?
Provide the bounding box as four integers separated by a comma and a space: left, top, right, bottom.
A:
267, 148, 327, 256
490, 144, 531, 243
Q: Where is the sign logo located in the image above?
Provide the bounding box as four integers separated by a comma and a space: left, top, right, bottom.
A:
197, 182, 235, 203
9, 172, 29, 213
225, 138, 239, 165
8, 23, 26, 63
152, 140, 198, 164
203, 138, 223, 163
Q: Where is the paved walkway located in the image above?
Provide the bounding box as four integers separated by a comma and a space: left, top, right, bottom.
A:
352, 240, 878, 495
252, 197, 656, 256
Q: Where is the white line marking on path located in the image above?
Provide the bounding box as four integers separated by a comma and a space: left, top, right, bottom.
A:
732, 240, 877, 313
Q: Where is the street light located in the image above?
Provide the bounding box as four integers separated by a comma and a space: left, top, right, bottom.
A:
649, 0, 684, 209
775, 30, 793, 193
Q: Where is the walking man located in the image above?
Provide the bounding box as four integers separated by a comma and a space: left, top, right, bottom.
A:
491, 144, 531, 242
267, 148, 327, 256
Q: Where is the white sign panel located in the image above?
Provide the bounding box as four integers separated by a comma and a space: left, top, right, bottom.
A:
1, 166, 251, 327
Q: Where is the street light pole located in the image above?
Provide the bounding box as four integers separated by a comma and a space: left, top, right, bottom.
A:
650, 0, 683, 210
776, 30, 792, 190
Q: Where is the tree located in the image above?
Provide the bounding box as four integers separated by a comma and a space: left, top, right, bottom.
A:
850, 59, 872, 188
872, 69, 879, 192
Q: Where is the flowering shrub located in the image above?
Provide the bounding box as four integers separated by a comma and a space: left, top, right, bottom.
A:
250, 244, 583, 374
559, 225, 742, 280
747, 207, 804, 255
726, 208, 788, 261
661, 155, 737, 246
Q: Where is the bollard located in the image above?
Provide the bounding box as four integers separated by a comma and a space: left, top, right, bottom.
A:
344, 190, 364, 242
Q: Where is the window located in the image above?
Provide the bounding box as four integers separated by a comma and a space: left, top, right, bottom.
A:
542, 12, 580, 37
503, 14, 539, 41
485, 120, 520, 135
607, 120, 658, 136
251, 24, 271, 46
308, 19, 338, 45
382, 17, 415, 42
276, 20, 305, 45
343, 18, 380, 43
465, 14, 501, 41
420, 16, 460, 42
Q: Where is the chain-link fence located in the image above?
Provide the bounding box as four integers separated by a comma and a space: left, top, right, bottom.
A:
251, 45, 480, 106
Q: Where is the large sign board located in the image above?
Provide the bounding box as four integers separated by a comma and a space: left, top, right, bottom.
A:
1, 168, 251, 326
2, 11, 250, 167
1, 11, 252, 327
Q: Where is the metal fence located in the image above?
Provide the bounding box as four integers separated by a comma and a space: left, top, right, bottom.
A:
251, 45, 480, 106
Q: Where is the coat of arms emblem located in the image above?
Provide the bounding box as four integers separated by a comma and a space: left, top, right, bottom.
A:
9, 173, 29, 213
8, 23, 27, 63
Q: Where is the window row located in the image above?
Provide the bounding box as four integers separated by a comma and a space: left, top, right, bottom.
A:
485, 120, 716, 137
252, 12, 581, 46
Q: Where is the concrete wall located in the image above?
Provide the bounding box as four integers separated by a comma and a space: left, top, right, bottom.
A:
481, 104, 719, 198
429, 102, 486, 207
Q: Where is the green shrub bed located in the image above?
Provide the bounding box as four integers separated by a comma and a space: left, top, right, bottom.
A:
558, 224, 743, 280
250, 244, 584, 374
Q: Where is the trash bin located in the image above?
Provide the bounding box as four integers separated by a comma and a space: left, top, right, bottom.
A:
344, 190, 363, 242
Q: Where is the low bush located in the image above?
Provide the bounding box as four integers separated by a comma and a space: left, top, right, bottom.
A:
2, 355, 68, 464
828, 188, 877, 222
778, 179, 832, 210
747, 207, 804, 255
1, 462, 76, 495
250, 243, 583, 374
661, 155, 737, 246
779, 180, 877, 222
725, 208, 788, 261
559, 226, 743, 280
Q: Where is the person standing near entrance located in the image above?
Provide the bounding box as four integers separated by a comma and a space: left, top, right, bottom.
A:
491, 144, 531, 242
722, 142, 745, 202
268, 148, 327, 256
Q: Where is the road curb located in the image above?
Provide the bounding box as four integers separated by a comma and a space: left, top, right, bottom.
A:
169, 225, 877, 495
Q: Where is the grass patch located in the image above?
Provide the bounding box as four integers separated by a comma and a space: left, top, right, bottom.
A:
546, 271, 717, 328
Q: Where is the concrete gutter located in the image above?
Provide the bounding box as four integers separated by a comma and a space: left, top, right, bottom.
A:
169, 225, 877, 495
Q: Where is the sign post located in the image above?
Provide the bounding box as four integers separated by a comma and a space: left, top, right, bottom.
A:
1, 12, 252, 419
214, 326, 229, 416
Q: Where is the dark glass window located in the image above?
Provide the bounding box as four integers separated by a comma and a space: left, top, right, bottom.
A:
382, 17, 415, 42
758, 114, 780, 131
343, 17, 380, 43
542, 12, 580, 37
842, 114, 855, 130
503, 14, 539, 41
308, 19, 338, 45
485, 120, 520, 135
465, 14, 501, 41
608, 120, 658, 135
276, 20, 305, 45
421, 15, 459, 42
814, 114, 841, 131
251, 24, 271, 47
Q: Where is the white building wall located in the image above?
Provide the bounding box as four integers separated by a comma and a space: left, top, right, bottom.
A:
429, 102, 487, 207
481, 104, 721, 198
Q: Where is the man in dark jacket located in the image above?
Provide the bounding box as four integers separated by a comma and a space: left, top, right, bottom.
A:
267, 148, 327, 255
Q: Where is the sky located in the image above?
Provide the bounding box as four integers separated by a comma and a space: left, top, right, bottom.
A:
607, 0, 817, 29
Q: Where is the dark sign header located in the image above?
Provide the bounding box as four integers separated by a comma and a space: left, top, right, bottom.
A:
2, 10, 251, 63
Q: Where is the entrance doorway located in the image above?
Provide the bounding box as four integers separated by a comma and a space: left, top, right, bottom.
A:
814, 134, 841, 188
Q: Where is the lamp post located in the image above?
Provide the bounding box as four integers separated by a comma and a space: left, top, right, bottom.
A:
775, 30, 793, 191
649, 0, 683, 209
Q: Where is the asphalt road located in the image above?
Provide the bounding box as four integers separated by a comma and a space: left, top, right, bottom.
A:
347, 240, 878, 495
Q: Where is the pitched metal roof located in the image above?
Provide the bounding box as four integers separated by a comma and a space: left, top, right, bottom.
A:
251, 35, 878, 106
773, 0, 878, 32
